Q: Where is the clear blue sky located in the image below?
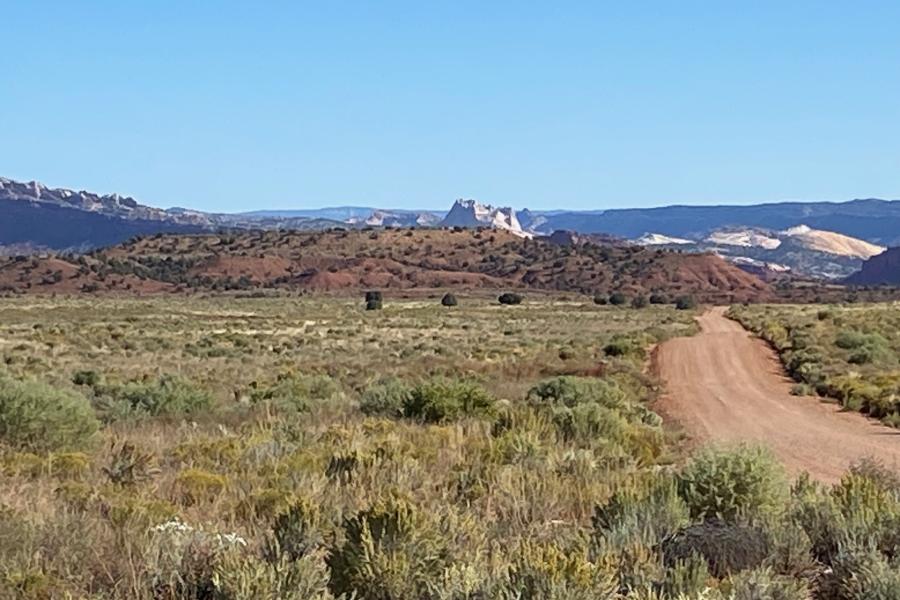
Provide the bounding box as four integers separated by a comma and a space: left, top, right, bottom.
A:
3, 2, 900, 212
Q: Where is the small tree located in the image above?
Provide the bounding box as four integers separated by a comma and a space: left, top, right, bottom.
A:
441, 293, 458, 307
365, 290, 383, 310
498, 292, 523, 305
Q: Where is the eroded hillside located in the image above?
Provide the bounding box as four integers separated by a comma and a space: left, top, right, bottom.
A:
0, 228, 774, 302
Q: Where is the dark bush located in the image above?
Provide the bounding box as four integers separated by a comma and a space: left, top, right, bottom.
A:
364, 290, 383, 310
593, 295, 608, 305
649, 293, 669, 305
675, 295, 698, 310
608, 291, 628, 306
498, 292, 523, 305
603, 334, 642, 358
631, 295, 649, 309
72, 370, 101, 387
662, 520, 769, 578
440, 293, 458, 307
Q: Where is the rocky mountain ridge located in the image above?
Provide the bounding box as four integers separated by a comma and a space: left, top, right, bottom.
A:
844, 248, 900, 286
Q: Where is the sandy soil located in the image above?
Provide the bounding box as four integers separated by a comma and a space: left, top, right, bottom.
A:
655, 306, 900, 483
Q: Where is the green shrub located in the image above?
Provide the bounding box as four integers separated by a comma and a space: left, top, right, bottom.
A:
725, 567, 809, 600
649, 293, 669, 305
101, 375, 213, 418
502, 541, 618, 599
790, 383, 815, 396
593, 475, 689, 550
250, 373, 341, 413
174, 468, 228, 504
213, 551, 334, 600
824, 545, 900, 600
631, 295, 648, 309
0, 374, 99, 452
835, 331, 894, 365
498, 292, 523, 305
848, 457, 900, 495
441, 293, 458, 307
835, 330, 870, 350
527, 376, 628, 411
551, 402, 627, 442
72, 370, 101, 387
677, 446, 788, 522
593, 294, 608, 305
661, 554, 711, 598
848, 347, 876, 365
403, 379, 496, 423
359, 378, 412, 418
603, 334, 643, 358
267, 498, 325, 562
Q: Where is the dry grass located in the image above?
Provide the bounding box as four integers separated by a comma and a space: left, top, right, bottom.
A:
1, 296, 898, 598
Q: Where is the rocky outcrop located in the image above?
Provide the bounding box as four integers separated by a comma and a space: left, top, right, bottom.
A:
781, 225, 885, 260
439, 199, 531, 237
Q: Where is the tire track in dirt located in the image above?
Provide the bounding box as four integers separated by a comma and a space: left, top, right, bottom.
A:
654, 306, 900, 483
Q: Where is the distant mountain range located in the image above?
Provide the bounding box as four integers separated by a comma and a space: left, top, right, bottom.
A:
0, 177, 440, 252
3, 175, 900, 281
519, 199, 900, 247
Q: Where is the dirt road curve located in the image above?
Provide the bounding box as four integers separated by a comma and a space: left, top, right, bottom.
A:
655, 306, 900, 483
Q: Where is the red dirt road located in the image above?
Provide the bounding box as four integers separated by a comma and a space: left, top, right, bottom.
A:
655, 306, 900, 483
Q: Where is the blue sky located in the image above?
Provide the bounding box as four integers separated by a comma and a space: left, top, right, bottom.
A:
3, 2, 900, 212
